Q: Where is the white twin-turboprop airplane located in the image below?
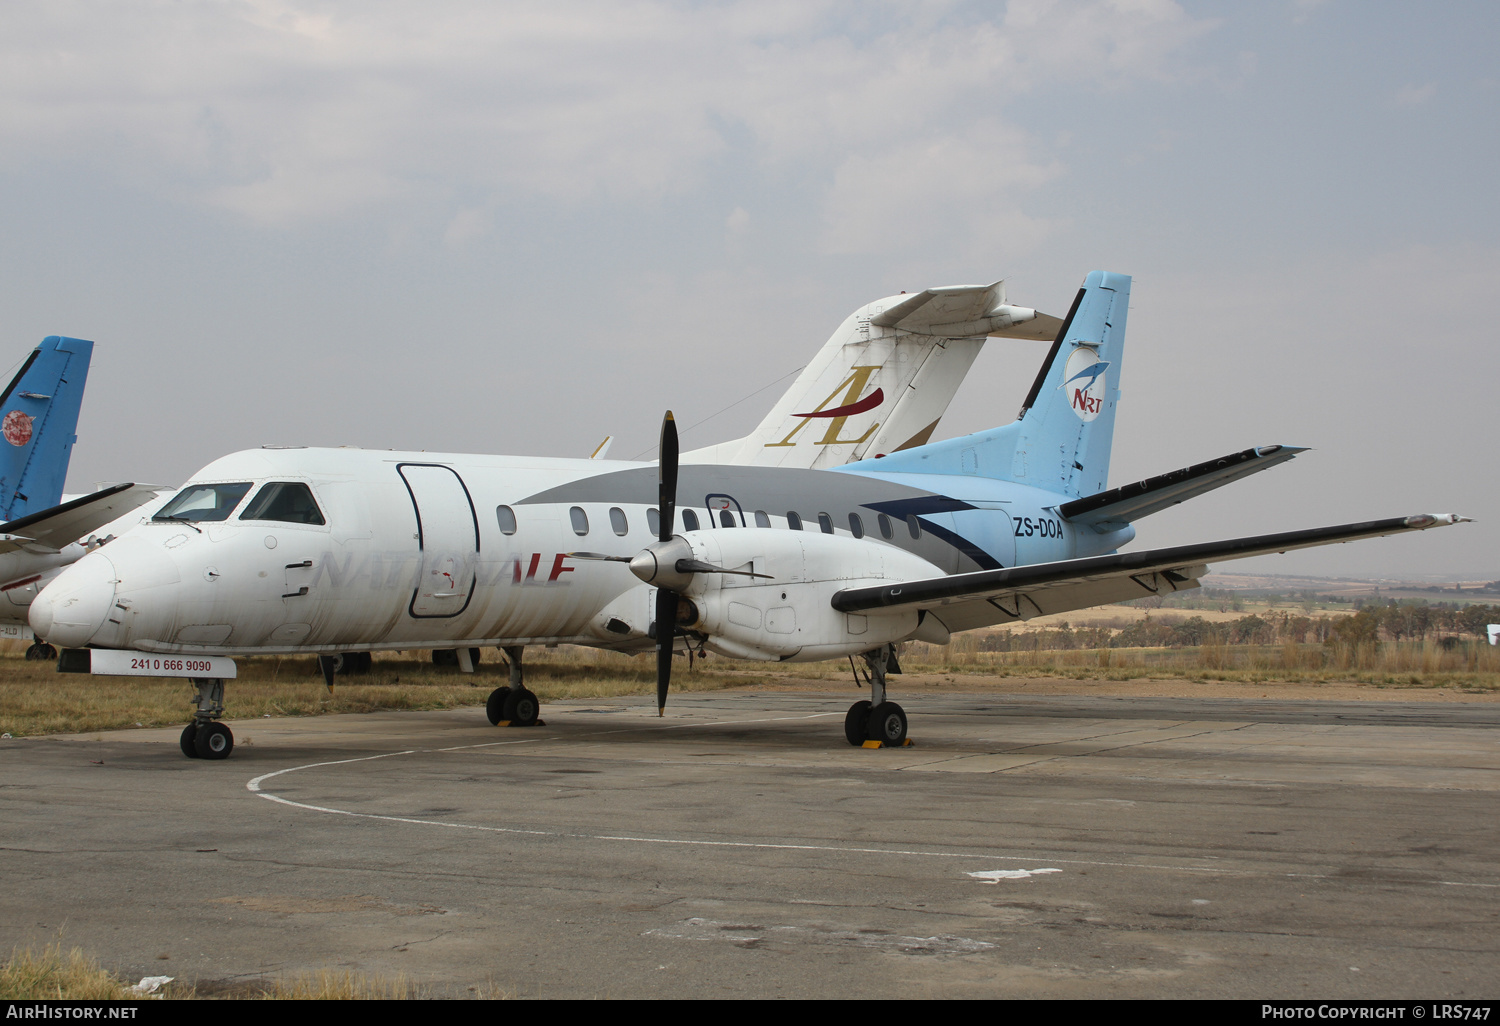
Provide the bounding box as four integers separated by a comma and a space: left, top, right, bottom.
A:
30, 271, 1467, 760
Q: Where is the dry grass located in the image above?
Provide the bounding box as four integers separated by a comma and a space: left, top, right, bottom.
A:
898, 635, 1500, 690
0, 646, 750, 737
0, 945, 143, 1000
3, 632, 1497, 740
256, 969, 414, 1000
0, 944, 440, 1000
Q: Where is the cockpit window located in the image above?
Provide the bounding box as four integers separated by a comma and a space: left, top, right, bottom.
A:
154, 482, 253, 523
239, 482, 326, 525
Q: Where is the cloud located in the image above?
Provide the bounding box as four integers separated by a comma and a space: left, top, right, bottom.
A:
0, 0, 1215, 237
819, 121, 1062, 256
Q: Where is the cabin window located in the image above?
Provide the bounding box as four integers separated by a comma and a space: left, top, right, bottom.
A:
817, 513, 834, 535
570, 506, 589, 536
754, 510, 770, 528
609, 507, 628, 536
719, 509, 736, 528
647, 507, 660, 536
154, 482, 253, 524
906, 514, 922, 539
239, 482, 326, 526
878, 513, 893, 540
682, 509, 700, 531
848, 513, 864, 539
786, 511, 803, 531
496, 505, 517, 535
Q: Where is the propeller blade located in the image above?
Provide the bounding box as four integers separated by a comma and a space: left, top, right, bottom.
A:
658, 411, 677, 544
655, 410, 680, 716
567, 551, 632, 562
655, 585, 675, 716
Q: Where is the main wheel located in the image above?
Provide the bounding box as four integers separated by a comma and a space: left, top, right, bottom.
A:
503, 687, 539, 727
867, 701, 907, 746
24, 644, 47, 661
844, 700, 872, 747
194, 721, 234, 760
486, 687, 508, 726
431, 649, 459, 667
180, 722, 200, 759
333, 652, 373, 675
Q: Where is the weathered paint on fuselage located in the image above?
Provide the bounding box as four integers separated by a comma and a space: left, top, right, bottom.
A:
38, 445, 1134, 657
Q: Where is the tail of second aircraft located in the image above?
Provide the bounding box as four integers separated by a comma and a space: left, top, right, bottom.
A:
852, 271, 1129, 498
680, 280, 1064, 471
0, 336, 94, 521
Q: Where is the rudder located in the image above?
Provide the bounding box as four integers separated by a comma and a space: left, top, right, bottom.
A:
845, 271, 1129, 498
0, 336, 94, 521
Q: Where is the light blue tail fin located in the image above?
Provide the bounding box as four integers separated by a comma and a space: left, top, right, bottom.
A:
0, 336, 94, 521
846, 271, 1129, 497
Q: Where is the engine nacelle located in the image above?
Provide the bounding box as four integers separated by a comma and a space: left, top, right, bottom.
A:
671, 529, 943, 662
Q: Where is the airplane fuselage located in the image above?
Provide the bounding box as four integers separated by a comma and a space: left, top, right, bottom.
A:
31, 445, 1134, 659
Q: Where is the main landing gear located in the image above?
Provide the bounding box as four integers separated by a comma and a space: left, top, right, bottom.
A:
330, 651, 373, 674
432, 648, 482, 669
485, 645, 540, 728
180, 678, 233, 760
844, 644, 909, 748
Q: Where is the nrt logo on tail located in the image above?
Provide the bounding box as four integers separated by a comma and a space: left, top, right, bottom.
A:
1060, 347, 1109, 422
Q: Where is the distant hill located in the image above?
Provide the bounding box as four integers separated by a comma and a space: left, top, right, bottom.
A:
1202, 572, 1500, 603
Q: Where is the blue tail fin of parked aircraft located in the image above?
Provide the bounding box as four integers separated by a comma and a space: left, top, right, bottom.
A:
848, 271, 1129, 497
0, 336, 93, 522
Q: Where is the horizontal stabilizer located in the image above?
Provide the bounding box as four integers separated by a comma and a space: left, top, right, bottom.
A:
1060, 444, 1306, 533
833, 514, 1471, 625
0, 483, 160, 554
870, 282, 1062, 340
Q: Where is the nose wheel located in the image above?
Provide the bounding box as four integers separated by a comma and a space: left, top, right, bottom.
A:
181, 720, 234, 760
180, 678, 234, 760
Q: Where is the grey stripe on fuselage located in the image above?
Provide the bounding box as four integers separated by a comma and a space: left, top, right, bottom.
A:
514, 464, 995, 574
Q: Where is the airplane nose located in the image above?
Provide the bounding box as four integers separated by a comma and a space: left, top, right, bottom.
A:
30, 551, 116, 649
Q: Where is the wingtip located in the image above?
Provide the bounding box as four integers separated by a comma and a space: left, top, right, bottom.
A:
1403, 513, 1473, 529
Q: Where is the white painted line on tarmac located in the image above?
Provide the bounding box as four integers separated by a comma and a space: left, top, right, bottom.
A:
241, 735, 1245, 876
243, 712, 1500, 890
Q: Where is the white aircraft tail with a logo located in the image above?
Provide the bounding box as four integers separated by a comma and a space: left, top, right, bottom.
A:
853, 271, 1129, 498
683, 281, 1063, 470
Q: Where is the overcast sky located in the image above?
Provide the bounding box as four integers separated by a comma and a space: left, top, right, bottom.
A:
0, 0, 1493, 579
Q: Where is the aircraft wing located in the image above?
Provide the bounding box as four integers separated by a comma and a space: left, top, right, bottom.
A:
0, 483, 160, 554
832, 514, 1469, 635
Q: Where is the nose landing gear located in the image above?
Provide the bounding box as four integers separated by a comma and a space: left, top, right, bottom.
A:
181, 679, 233, 760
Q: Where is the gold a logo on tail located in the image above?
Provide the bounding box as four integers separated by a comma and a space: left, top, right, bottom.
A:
765, 365, 885, 448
